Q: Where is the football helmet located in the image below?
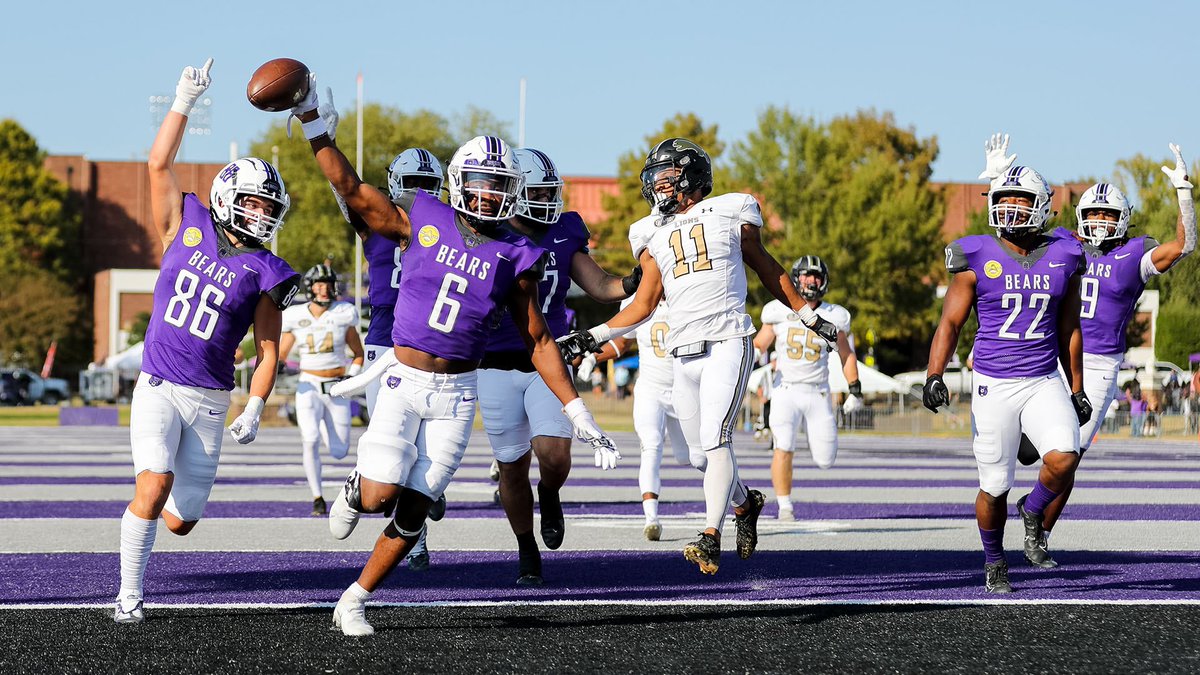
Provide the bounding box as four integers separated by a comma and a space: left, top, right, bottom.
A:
640, 138, 713, 215
387, 148, 445, 201
1075, 182, 1132, 247
791, 255, 830, 300
987, 166, 1053, 233
210, 158, 290, 246
514, 147, 564, 224
446, 136, 524, 221
303, 263, 338, 307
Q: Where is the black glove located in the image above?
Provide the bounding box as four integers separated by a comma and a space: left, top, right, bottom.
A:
556, 330, 601, 363
803, 314, 840, 345
922, 374, 950, 413
1071, 390, 1093, 427
847, 380, 862, 398
621, 265, 643, 296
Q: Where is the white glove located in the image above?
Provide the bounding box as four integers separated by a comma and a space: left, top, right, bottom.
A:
171, 58, 213, 116
842, 394, 864, 414
287, 73, 325, 140
346, 361, 362, 377
228, 396, 264, 444
563, 398, 620, 470
317, 86, 339, 141
1161, 143, 1194, 189
977, 132, 1016, 180
576, 352, 597, 383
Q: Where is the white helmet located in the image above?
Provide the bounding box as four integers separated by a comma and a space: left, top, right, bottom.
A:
987, 165, 1053, 233
387, 148, 445, 201
1075, 182, 1132, 246
209, 157, 290, 245
446, 136, 524, 221
514, 147, 564, 224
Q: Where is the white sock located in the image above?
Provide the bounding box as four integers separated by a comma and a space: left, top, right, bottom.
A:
343, 581, 373, 604
639, 447, 662, 497
118, 508, 156, 602
702, 445, 739, 531
302, 438, 323, 498
777, 495, 793, 511
642, 498, 659, 522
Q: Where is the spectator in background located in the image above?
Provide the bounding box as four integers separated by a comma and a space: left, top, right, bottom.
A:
1129, 387, 1147, 438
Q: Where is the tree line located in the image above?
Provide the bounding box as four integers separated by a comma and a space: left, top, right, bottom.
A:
2, 108, 1197, 376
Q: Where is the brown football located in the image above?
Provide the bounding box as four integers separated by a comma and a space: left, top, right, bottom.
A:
246, 58, 310, 112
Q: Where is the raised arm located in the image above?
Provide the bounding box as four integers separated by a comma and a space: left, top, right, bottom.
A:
284, 83, 411, 243
149, 58, 212, 248
569, 252, 640, 303
1151, 143, 1196, 272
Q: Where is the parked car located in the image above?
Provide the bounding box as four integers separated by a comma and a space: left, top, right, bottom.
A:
0, 368, 70, 405
1117, 361, 1187, 390
893, 364, 974, 397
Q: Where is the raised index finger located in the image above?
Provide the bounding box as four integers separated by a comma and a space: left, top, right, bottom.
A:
200, 57, 214, 77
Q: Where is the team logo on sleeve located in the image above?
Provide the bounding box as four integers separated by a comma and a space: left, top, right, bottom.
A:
983, 260, 1003, 279
418, 225, 440, 247
182, 227, 203, 247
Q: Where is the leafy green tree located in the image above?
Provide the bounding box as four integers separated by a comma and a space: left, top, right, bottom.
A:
0, 119, 82, 280
248, 104, 509, 277
0, 268, 84, 369
729, 108, 944, 373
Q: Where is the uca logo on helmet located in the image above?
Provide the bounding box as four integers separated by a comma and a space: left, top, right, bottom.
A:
218, 163, 239, 183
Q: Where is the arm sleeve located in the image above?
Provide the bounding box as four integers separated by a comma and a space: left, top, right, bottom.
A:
944, 241, 970, 273
266, 274, 302, 311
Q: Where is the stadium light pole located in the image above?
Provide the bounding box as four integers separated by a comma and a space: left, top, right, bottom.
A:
518, 78, 527, 148
354, 73, 365, 323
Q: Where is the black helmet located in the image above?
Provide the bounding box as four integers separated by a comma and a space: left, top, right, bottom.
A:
639, 138, 714, 215
790, 255, 829, 300
302, 263, 339, 306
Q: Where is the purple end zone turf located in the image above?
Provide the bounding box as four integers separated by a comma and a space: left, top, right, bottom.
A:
3, 550, 1198, 605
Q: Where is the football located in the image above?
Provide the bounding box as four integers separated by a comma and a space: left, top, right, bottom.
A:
246, 58, 310, 112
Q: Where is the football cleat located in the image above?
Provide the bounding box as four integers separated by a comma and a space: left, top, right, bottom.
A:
329, 473, 362, 540
332, 597, 374, 636
311, 496, 327, 516
683, 532, 721, 575
113, 594, 144, 624
489, 460, 501, 482
777, 504, 795, 522
537, 484, 565, 550
644, 520, 662, 541
734, 489, 766, 559
429, 494, 447, 522
984, 560, 1013, 594
406, 550, 430, 572
1017, 495, 1058, 569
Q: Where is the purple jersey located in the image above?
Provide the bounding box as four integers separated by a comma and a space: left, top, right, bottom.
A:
142, 194, 299, 390
363, 232, 402, 345
391, 191, 546, 362
946, 234, 1084, 379
1051, 227, 1157, 356
485, 211, 590, 353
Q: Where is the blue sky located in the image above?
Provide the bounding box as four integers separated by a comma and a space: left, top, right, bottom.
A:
3, 1, 1195, 184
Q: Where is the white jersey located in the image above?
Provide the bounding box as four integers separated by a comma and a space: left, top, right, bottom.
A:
282, 300, 358, 371
622, 297, 673, 390
761, 299, 851, 385
629, 193, 763, 351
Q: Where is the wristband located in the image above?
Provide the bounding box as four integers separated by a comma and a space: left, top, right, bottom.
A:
587, 324, 614, 344
563, 397, 588, 419
302, 116, 329, 141
607, 341, 621, 359
243, 396, 265, 417
848, 380, 862, 397
170, 97, 195, 116
347, 362, 363, 377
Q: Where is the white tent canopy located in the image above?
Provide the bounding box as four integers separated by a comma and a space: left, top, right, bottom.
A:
102, 341, 144, 380
747, 358, 910, 397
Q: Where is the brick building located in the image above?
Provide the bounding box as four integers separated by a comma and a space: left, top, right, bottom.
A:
40, 155, 1090, 364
